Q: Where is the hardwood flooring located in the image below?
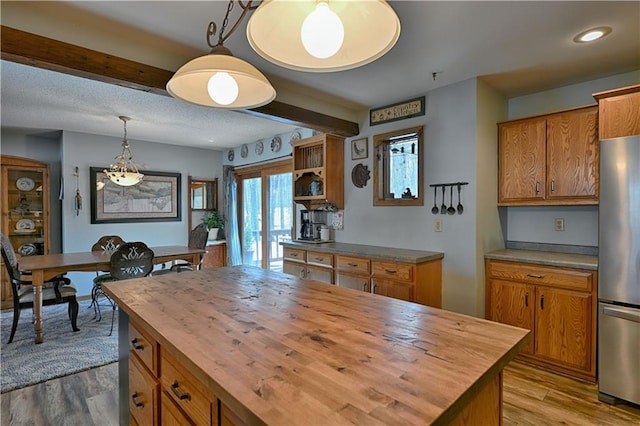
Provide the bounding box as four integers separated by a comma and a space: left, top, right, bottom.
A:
1, 361, 638, 425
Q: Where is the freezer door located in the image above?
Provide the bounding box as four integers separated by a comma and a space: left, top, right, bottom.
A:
598, 302, 640, 405
598, 136, 640, 305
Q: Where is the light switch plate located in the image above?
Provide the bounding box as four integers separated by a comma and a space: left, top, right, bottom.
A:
435, 218, 443, 232
554, 218, 564, 232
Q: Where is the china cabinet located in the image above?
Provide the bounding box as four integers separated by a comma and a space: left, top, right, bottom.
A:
593, 84, 640, 139
498, 105, 599, 206
292, 134, 344, 209
1, 155, 51, 309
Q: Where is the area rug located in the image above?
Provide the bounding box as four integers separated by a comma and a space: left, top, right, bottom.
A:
0, 299, 118, 393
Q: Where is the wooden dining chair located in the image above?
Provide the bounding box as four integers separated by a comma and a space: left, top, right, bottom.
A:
153, 224, 208, 275
90, 235, 125, 322
1, 232, 79, 344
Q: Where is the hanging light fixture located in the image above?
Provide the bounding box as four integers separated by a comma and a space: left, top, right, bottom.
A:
103, 116, 144, 187
247, 0, 401, 72
167, 0, 276, 109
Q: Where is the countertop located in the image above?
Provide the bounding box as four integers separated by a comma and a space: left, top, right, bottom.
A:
281, 240, 444, 264
105, 266, 529, 425
485, 249, 598, 270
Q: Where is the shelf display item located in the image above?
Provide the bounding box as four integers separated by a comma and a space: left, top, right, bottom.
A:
16, 176, 35, 191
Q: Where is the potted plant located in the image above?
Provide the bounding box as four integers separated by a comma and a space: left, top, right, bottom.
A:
201, 210, 224, 240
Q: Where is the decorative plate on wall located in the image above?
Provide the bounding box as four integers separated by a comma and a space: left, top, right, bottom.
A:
227, 149, 235, 162
289, 130, 302, 145
240, 144, 249, 158
255, 141, 264, 155
271, 136, 282, 152
351, 163, 371, 188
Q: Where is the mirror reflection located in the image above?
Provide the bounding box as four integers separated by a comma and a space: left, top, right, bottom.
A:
190, 178, 218, 210
373, 126, 424, 206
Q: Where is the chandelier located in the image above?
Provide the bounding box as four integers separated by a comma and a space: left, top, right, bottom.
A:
103, 116, 144, 187
166, 0, 276, 109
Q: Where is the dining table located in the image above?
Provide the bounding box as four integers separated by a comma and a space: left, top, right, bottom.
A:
18, 245, 205, 344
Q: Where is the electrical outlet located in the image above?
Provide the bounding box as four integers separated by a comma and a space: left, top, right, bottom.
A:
554, 218, 565, 232
435, 218, 443, 232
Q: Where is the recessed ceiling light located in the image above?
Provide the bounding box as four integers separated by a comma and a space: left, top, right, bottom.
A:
573, 26, 612, 43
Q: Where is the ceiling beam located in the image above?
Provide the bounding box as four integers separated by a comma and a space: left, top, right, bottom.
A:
0, 26, 359, 137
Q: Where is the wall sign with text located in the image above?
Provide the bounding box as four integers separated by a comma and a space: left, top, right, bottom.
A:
370, 96, 425, 126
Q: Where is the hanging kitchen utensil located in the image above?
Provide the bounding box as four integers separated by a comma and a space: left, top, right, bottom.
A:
440, 186, 447, 214
457, 183, 464, 215
431, 186, 439, 214
74, 166, 82, 216
447, 185, 456, 214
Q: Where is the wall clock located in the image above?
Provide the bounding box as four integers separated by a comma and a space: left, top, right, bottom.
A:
16, 176, 35, 191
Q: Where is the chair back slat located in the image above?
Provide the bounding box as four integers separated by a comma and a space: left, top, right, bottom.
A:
109, 242, 154, 280
189, 224, 209, 250
92, 235, 125, 253
0, 232, 20, 282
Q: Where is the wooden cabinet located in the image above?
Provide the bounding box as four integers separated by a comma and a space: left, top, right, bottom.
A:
203, 242, 226, 268
283, 246, 334, 283
292, 134, 344, 209
335, 255, 370, 292
593, 84, 640, 139
128, 322, 159, 425
498, 105, 599, 206
371, 260, 415, 302
1, 155, 51, 309
485, 259, 597, 382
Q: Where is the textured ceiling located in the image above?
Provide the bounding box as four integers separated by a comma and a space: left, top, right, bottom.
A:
1, 1, 638, 150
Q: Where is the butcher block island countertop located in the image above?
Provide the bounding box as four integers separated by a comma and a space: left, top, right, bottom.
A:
104, 266, 529, 425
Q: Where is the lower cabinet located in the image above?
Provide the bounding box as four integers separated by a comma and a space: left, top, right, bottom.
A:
283, 247, 333, 284
485, 259, 597, 382
203, 242, 226, 268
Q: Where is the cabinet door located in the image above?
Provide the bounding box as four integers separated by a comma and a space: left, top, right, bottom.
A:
283, 260, 306, 279
203, 243, 226, 268
499, 118, 546, 203
129, 353, 158, 426
306, 265, 333, 284
336, 272, 370, 293
372, 279, 413, 302
597, 89, 640, 139
546, 107, 598, 200
535, 287, 593, 372
487, 279, 534, 355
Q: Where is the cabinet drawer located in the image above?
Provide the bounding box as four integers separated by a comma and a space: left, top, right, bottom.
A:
161, 349, 216, 425
306, 250, 333, 267
221, 402, 248, 426
487, 261, 592, 291
336, 255, 370, 275
129, 321, 158, 375
161, 392, 191, 425
284, 247, 306, 262
129, 352, 158, 426
372, 261, 413, 283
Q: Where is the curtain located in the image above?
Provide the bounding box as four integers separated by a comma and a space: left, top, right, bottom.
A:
224, 166, 242, 265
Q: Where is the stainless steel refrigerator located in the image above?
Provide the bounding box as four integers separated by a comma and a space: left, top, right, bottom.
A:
598, 135, 640, 405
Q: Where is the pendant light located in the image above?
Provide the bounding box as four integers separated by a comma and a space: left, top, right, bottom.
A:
246, 0, 401, 72
103, 116, 144, 187
167, 0, 276, 109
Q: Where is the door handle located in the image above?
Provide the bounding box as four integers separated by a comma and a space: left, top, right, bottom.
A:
525, 292, 529, 307
535, 181, 540, 194
603, 306, 640, 323
550, 179, 555, 193
540, 294, 544, 310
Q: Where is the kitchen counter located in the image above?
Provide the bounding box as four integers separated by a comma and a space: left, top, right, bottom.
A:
281, 240, 444, 264
105, 266, 529, 425
484, 249, 598, 270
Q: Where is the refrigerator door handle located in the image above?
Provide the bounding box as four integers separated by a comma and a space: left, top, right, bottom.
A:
603, 306, 640, 323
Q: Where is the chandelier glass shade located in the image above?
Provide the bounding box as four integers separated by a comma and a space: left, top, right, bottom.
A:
103, 116, 144, 187
247, 0, 401, 72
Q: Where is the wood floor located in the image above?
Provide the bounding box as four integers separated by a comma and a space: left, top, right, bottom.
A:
1, 361, 639, 425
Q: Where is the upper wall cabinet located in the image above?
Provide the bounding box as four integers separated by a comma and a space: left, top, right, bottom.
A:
593, 84, 640, 139
293, 134, 344, 209
498, 105, 599, 206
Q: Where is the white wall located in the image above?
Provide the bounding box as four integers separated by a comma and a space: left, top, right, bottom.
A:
60, 130, 222, 296
505, 71, 640, 246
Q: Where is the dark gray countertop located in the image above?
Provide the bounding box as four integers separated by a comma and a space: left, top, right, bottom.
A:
485, 249, 598, 270
281, 240, 444, 264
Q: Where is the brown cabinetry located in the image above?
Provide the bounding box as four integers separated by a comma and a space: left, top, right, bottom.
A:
128, 322, 159, 425
1, 155, 51, 309
203, 242, 226, 268
498, 105, 599, 206
335, 255, 370, 292
292, 134, 344, 209
593, 84, 640, 139
485, 259, 597, 382
283, 246, 334, 283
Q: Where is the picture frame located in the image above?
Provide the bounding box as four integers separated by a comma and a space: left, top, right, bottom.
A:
90, 167, 181, 224
351, 137, 368, 160
370, 96, 425, 126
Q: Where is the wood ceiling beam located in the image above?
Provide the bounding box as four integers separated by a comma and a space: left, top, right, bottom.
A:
0, 26, 359, 137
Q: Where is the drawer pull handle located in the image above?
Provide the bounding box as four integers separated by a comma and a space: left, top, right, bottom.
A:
384, 269, 397, 274
131, 392, 144, 408
171, 381, 191, 401
130, 338, 143, 351
291, 253, 298, 257
540, 294, 545, 310
525, 292, 529, 307
527, 274, 544, 279
314, 257, 324, 261
347, 262, 358, 267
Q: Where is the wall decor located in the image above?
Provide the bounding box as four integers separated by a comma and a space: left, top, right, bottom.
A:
351, 137, 368, 160
240, 144, 249, 158
227, 149, 234, 162
351, 163, 370, 188
370, 96, 425, 126
90, 167, 181, 224
255, 141, 264, 155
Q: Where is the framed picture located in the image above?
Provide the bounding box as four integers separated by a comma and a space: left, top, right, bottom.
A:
90, 167, 181, 224
351, 137, 368, 160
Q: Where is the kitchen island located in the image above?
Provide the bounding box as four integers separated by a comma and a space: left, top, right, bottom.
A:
104, 266, 529, 425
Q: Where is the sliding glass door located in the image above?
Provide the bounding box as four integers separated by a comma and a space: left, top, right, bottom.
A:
237, 161, 292, 271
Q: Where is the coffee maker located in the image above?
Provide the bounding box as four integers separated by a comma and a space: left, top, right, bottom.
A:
299, 209, 326, 241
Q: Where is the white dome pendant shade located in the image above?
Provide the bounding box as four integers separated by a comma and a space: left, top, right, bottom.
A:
166, 46, 276, 109
247, 0, 401, 72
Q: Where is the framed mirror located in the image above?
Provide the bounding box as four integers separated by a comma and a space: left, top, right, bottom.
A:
373, 126, 424, 206
189, 177, 218, 211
